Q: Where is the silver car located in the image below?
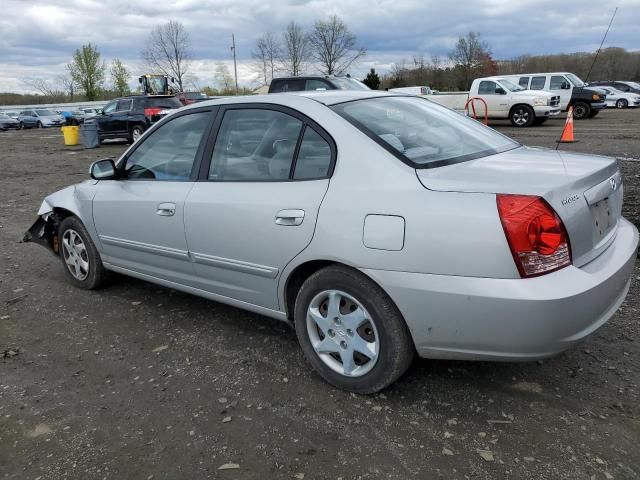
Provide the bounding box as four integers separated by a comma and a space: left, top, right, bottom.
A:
24, 91, 638, 393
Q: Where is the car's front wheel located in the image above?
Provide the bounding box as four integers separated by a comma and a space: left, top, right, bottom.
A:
509, 105, 535, 127
37, 121, 43, 128
58, 216, 107, 289
616, 99, 628, 109
18, 122, 24, 130
294, 265, 414, 394
572, 101, 590, 119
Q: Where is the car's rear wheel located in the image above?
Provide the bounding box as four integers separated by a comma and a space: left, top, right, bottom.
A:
58, 216, 107, 290
616, 99, 628, 109
509, 105, 535, 127
130, 125, 144, 143
294, 265, 414, 394
572, 101, 590, 119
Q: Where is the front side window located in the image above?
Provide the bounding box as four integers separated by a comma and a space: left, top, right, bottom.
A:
209, 109, 303, 181
549, 76, 568, 90
332, 96, 519, 168
478, 81, 497, 95
306, 79, 330, 91
124, 111, 211, 181
103, 102, 117, 114
530, 76, 546, 90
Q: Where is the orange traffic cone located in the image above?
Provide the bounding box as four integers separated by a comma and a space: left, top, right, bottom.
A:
559, 106, 576, 143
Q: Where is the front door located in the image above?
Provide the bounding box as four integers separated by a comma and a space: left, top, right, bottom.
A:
184, 106, 335, 310
477, 80, 507, 117
92, 109, 214, 283
549, 75, 572, 110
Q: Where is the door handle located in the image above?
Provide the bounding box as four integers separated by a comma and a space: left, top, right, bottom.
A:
275, 209, 305, 226
156, 202, 176, 217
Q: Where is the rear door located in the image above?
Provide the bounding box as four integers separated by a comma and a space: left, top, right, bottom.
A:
92, 109, 215, 282
184, 105, 335, 310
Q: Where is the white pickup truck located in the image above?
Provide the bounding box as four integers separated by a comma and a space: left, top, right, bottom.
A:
426, 77, 561, 127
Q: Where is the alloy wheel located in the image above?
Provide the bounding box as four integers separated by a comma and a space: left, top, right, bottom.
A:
306, 290, 379, 377
512, 108, 530, 126
61, 229, 90, 281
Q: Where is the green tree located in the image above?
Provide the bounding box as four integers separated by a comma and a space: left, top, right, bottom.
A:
110, 58, 130, 97
68, 43, 105, 100
362, 68, 380, 89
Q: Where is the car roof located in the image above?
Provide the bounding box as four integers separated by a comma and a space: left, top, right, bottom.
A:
186, 90, 397, 110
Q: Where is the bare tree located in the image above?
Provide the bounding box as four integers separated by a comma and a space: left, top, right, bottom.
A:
142, 20, 191, 92
307, 15, 365, 75
448, 32, 492, 89
23, 78, 65, 98
68, 43, 105, 100
253, 32, 282, 85
281, 21, 309, 76
215, 62, 234, 91
110, 58, 131, 97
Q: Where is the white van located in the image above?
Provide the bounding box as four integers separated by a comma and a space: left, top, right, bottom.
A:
500, 72, 607, 119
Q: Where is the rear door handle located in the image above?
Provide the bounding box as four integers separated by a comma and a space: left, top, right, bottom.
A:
275, 209, 305, 226
156, 202, 176, 217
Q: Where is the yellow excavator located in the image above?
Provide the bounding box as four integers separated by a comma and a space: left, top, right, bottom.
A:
138, 74, 175, 95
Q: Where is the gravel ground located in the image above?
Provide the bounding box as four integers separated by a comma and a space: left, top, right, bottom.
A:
1, 108, 639, 480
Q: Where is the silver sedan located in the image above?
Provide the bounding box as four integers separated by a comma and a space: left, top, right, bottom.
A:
24, 91, 638, 393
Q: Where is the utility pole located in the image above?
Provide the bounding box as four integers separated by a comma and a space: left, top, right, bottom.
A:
231, 34, 239, 94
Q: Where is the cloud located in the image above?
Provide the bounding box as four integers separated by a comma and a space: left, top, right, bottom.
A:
1, 0, 638, 93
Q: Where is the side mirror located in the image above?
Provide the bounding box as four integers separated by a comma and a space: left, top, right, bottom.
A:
495, 87, 506, 95
90, 159, 117, 180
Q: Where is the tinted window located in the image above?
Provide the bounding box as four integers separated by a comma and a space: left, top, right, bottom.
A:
293, 128, 332, 179
549, 76, 567, 90
518, 77, 530, 88
270, 79, 304, 93
209, 109, 303, 181
478, 81, 497, 94
615, 83, 630, 92
333, 96, 518, 168
145, 97, 183, 109
306, 79, 331, 91
530, 76, 546, 90
116, 99, 132, 112
103, 102, 117, 114
124, 112, 211, 181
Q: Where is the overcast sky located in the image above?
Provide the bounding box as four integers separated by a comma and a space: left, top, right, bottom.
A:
1, 0, 639, 93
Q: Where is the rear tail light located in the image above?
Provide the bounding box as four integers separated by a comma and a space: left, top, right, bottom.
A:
144, 107, 162, 118
497, 194, 571, 278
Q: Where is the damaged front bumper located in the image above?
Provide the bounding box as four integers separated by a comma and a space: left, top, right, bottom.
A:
22, 213, 60, 254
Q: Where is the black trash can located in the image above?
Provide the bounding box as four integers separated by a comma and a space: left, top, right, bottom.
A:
80, 121, 100, 148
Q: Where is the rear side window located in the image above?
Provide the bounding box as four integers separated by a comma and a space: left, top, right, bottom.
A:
530, 76, 546, 90
116, 99, 132, 112
124, 111, 212, 181
293, 128, 332, 179
270, 79, 304, 93
518, 77, 530, 88
478, 81, 497, 95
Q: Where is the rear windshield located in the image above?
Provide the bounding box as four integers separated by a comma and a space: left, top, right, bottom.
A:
145, 97, 183, 109
332, 96, 519, 168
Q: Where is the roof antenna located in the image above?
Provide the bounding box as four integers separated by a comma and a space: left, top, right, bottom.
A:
556, 6, 618, 150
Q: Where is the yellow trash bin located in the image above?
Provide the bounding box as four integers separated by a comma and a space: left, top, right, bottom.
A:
61, 126, 80, 146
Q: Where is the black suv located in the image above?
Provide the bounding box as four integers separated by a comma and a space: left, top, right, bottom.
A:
94, 95, 183, 143
268, 76, 369, 93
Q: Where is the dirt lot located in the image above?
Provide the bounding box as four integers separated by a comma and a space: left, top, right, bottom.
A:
1, 109, 639, 480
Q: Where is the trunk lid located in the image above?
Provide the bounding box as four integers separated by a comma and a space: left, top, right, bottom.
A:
416, 146, 623, 267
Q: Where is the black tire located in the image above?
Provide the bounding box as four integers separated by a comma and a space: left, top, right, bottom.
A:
616, 99, 628, 109
37, 121, 43, 128
533, 117, 548, 126
57, 216, 107, 290
294, 265, 414, 394
129, 125, 144, 143
572, 102, 590, 119
19, 122, 24, 130
509, 105, 535, 127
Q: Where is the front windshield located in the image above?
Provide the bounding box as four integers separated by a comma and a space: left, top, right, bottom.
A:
35, 109, 58, 116
332, 77, 370, 91
332, 96, 519, 168
498, 79, 525, 92
566, 74, 584, 87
